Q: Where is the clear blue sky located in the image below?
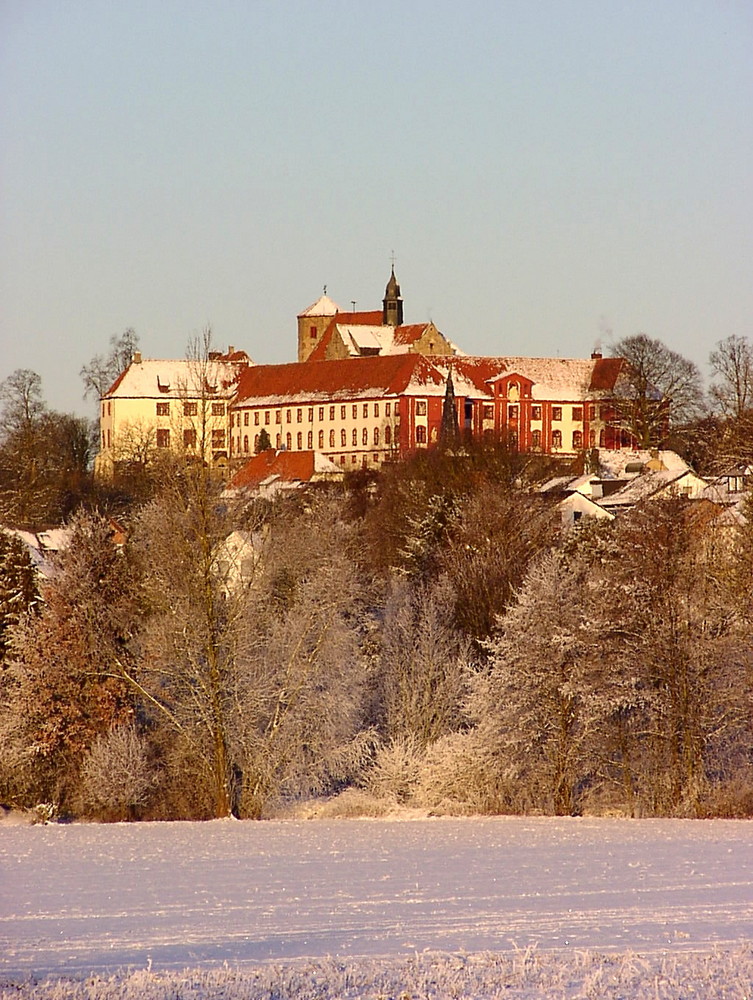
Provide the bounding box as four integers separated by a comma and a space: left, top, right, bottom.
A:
1, 0, 751, 417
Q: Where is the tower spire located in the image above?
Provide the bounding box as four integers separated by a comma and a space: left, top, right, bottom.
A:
382, 261, 403, 326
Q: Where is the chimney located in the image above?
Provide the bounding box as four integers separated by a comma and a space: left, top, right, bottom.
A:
591, 349, 602, 360
132, 351, 142, 364
228, 345, 235, 355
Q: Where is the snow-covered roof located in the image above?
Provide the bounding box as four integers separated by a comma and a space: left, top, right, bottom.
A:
104, 357, 250, 400
596, 449, 691, 480
598, 468, 706, 508
298, 294, 341, 317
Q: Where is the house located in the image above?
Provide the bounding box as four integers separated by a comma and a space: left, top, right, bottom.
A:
226, 449, 343, 497
96, 347, 252, 478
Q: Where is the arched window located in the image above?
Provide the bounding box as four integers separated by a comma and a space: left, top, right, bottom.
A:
297, 432, 302, 449
329, 429, 335, 447
243, 435, 249, 453
286, 432, 292, 450
307, 431, 313, 449
374, 427, 380, 445
385, 425, 391, 445
552, 430, 562, 448
276, 433, 281, 449
572, 430, 583, 449
352, 428, 358, 446
318, 430, 324, 449
254, 434, 259, 451
362, 427, 368, 445
416, 425, 426, 443
589, 429, 596, 447
599, 429, 605, 447
341, 428, 347, 446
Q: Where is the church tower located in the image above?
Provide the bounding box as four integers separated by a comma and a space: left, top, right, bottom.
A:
382, 266, 403, 326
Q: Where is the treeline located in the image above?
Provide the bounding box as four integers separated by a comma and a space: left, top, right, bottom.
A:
1, 442, 751, 822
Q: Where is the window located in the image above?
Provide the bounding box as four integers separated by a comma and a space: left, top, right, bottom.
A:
588, 405, 596, 421
600, 429, 606, 447
318, 430, 324, 449
415, 400, 427, 416
340, 456, 346, 466
297, 432, 302, 449
572, 430, 583, 449
243, 434, 249, 453
276, 433, 281, 449
308, 407, 314, 422
572, 406, 583, 421
341, 405, 346, 420
341, 429, 347, 446
508, 404, 518, 421
212, 403, 225, 416
552, 407, 562, 421
352, 428, 358, 446
156, 402, 170, 416
102, 431, 106, 448
386, 403, 391, 417
329, 429, 335, 447
244, 411, 249, 426
286, 409, 292, 423
329, 406, 335, 420
310, 324, 317, 340
286, 432, 292, 449
416, 425, 427, 443
531, 429, 541, 449
254, 412, 259, 425
184, 401, 197, 416
374, 403, 379, 417
275, 410, 282, 424
374, 427, 380, 446
352, 405, 358, 419
600, 405, 610, 420
483, 405, 494, 420
363, 404, 368, 418
156, 429, 170, 448
394, 402, 400, 414
297, 408, 302, 423
307, 431, 313, 449
212, 429, 225, 448
183, 428, 196, 449
254, 434, 260, 451
318, 407, 324, 421
362, 427, 368, 445
552, 430, 562, 448
264, 411, 270, 425
531, 405, 542, 421
385, 425, 391, 445
509, 431, 518, 448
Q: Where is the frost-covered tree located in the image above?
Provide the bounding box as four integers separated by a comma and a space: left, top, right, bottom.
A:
475, 550, 600, 815
0, 511, 139, 810
80, 328, 140, 401
379, 576, 469, 744
0, 532, 38, 664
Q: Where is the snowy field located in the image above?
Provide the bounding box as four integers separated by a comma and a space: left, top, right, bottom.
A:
1, 816, 752, 998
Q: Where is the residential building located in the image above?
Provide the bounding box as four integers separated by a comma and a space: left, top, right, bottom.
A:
96, 347, 252, 478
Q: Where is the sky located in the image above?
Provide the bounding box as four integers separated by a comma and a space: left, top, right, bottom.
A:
1, 0, 752, 418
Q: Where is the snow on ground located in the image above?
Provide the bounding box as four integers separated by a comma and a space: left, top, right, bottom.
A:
1, 816, 751, 997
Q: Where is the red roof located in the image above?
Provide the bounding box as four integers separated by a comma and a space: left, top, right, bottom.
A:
228, 449, 318, 489
234, 354, 443, 404
589, 357, 624, 391
392, 323, 431, 346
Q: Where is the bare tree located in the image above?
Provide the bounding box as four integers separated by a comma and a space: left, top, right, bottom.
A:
709, 334, 753, 420
611, 334, 704, 447
81, 328, 140, 401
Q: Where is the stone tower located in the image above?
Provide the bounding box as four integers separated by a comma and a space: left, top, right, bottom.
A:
297, 292, 340, 362
382, 266, 403, 327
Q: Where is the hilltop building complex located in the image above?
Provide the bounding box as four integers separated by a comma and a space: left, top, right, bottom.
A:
96, 268, 638, 478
